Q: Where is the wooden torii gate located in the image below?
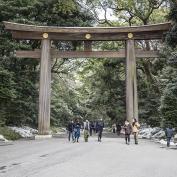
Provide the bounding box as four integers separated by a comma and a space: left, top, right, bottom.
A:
3, 21, 171, 135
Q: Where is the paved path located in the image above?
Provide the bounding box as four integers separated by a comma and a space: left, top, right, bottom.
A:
0, 136, 177, 177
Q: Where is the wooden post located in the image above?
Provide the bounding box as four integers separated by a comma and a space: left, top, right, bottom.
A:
133, 50, 138, 121
38, 38, 51, 135
126, 39, 135, 123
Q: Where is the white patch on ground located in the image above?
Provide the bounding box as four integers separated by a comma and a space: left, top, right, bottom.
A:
159, 139, 166, 145
139, 127, 177, 146
8, 126, 38, 138
0, 134, 9, 142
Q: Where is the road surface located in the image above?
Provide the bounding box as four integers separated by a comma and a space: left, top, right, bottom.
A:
0, 136, 177, 177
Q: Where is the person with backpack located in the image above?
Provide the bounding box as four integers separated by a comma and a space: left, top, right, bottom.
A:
73, 119, 81, 143
165, 125, 174, 147
83, 120, 90, 142
123, 120, 132, 145
132, 118, 140, 144
96, 119, 104, 142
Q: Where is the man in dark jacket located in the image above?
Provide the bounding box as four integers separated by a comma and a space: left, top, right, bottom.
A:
96, 119, 104, 142
165, 125, 174, 147
116, 123, 122, 136
123, 120, 132, 145
89, 121, 94, 136
67, 120, 74, 141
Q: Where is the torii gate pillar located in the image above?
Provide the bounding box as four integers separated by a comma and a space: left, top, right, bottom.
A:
126, 39, 138, 122
38, 38, 51, 135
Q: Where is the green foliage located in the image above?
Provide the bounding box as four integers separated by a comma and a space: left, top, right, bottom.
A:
77, 57, 126, 125
166, 1, 177, 48
0, 0, 94, 127
0, 126, 21, 140
160, 79, 177, 128
160, 0, 177, 128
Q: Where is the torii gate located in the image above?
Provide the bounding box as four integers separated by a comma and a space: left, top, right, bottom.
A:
3, 21, 171, 135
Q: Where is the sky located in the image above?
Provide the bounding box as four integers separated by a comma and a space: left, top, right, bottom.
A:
97, 8, 117, 21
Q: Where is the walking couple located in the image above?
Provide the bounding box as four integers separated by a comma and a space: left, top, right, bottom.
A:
67, 119, 81, 143
83, 119, 104, 142
123, 118, 140, 145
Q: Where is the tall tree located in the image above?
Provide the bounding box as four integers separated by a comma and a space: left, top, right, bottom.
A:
77, 0, 169, 126
160, 0, 177, 128
0, 0, 94, 127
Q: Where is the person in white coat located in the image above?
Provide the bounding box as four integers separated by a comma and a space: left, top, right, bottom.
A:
132, 118, 140, 144
83, 120, 90, 142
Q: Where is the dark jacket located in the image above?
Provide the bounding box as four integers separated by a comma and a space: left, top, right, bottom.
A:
166, 128, 174, 138
124, 123, 132, 135
67, 122, 74, 132
96, 121, 104, 131
74, 122, 81, 131
116, 124, 122, 131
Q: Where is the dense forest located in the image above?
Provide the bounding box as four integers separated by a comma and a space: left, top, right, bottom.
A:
0, 0, 177, 129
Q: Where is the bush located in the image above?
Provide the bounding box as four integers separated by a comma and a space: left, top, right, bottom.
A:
50, 126, 66, 133
0, 118, 5, 127
0, 126, 21, 140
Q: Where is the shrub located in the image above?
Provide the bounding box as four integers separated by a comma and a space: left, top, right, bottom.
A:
0, 127, 21, 140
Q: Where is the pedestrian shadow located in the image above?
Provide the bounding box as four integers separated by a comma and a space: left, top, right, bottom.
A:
0, 143, 13, 146
160, 145, 177, 150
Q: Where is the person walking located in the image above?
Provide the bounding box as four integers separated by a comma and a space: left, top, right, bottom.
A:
96, 119, 104, 142
112, 123, 116, 133
89, 121, 94, 136
73, 119, 81, 143
116, 123, 122, 136
95, 121, 98, 133
165, 125, 174, 147
83, 120, 90, 142
67, 120, 74, 142
132, 118, 140, 144
123, 120, 132, 145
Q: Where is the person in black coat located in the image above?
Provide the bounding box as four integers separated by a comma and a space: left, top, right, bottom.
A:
89, 121, 94, 136
116, 123, 122, 136
67, 120, 74, 141
165, 125, 174, 147
123, 120, 132, 145
96, 119, 104, 142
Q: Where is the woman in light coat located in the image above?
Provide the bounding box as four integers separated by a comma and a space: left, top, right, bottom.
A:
83, 120, 90, 142
132, 118, 140, 144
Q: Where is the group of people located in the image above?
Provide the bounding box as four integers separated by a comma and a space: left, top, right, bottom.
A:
112, 118, 140, 145
67, 119, 81, 143
123, 118, 140, 145
66, 119, 104, 143
67, 118, 175, 147
122, 119, 175, 147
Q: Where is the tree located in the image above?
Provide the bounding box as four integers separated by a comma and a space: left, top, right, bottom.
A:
0, 0, 94, 127
77, 0, 169, 126
160, 0, 177, 128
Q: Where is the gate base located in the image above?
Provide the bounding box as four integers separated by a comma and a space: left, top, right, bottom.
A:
35, 135, 52, 140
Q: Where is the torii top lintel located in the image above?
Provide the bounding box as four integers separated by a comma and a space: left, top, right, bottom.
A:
3, 21, 171, 41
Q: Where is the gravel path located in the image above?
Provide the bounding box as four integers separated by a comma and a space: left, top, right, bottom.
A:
0, 136, 177, 177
